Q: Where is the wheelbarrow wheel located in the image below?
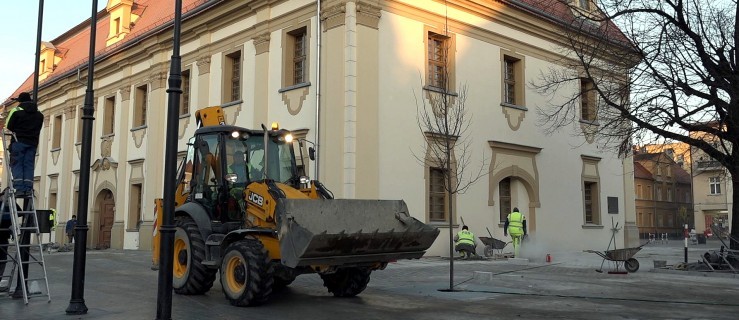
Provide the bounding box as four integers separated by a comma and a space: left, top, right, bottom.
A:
484, 245, 494, 257
624, 258, 639, 273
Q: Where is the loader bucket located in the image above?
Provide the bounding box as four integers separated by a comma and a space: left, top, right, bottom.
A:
277, 199, 440, 268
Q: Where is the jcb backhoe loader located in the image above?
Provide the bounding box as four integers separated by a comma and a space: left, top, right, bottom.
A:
152, 106, 439, 306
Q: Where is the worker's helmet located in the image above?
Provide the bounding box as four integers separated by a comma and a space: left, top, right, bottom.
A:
513, 207, 519, 212
462, 225, 468, 230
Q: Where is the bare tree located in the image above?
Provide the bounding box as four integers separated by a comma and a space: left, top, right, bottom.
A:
532, 0, 739, 248
414, 48, 486, 290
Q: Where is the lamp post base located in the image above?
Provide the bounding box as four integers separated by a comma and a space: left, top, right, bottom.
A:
66, 300, 88, 315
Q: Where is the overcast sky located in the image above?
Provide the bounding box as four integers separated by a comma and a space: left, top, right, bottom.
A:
0, 1, 107, 101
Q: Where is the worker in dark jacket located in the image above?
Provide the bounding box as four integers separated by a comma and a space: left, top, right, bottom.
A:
5, 92, 44, 196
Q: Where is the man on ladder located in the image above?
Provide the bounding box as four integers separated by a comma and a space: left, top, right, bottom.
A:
5, 92, 43, 197
504, 207, 527, 258
2, 91, 44, 300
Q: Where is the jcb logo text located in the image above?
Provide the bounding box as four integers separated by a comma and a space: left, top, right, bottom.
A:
248, 192, 264, 206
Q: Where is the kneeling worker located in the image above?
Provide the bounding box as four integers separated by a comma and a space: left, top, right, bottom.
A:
454, 225, 477, 259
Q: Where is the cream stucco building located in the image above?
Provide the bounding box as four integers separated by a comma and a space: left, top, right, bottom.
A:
3, 0, 637, 256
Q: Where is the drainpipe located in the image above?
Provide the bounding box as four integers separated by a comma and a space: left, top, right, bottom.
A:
314, 0, 322, 181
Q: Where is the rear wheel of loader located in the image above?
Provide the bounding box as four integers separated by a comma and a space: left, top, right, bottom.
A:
320, 267, 371, 297
220, 240, 274, 306
173, 217, 216, 294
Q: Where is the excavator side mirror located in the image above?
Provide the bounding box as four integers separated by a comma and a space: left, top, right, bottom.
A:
308, 147, 315, 161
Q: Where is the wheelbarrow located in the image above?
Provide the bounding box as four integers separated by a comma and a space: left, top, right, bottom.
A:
584, 246, 644, 273
479, 236, 510, 257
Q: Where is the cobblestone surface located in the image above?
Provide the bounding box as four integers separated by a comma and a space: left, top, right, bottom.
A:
0, 239, 737, 319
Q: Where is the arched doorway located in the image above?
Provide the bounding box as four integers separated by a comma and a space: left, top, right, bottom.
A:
96, 189, 115, 249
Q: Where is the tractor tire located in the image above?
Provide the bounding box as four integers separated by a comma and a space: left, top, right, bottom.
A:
172, 217, 216, 295
625, 258, 640, 273
320, 267, 371, 297
220, 239, 274, 306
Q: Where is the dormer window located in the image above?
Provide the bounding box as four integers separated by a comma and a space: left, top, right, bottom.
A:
38, 41, 63, 81
106, 0, 141, 46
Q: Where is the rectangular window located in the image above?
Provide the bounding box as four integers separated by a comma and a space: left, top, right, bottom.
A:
77, 107, 83, 142
502, 57, 523, 105
580, 78, 596, 121
636, 184, 642, 199
667, 187, 673, 202
499, 178, 511, 222
709, 177, 721, 195
584, 181, 599, 224
429, 167, 447, 222
52, 114, 62, 149
685, 191, 690, 203
656, 186, 662, 201
223, 50, 242, 102
427, 33, 448, 89
134, 84, 148, 127
180, 69, 190, 116
646, 185, 652, 200
48, 192, 57, 211
291, 28, 307, 85
282, 25, 310, 89
103, 96, 115, 135
128, 183, 143, 231
114, 17, 121, 34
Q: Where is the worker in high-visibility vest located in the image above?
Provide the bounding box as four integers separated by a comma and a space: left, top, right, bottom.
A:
454, 225, 477, 259
49, 208, 57, 231
504, 207, 527, 257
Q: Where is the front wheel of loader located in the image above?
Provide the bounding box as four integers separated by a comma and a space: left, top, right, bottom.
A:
320, 267, 372, 297
173, 217, 216, 295
220, 240, 274, 306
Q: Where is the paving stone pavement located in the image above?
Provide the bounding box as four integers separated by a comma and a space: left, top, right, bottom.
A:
0, 238, 737, 319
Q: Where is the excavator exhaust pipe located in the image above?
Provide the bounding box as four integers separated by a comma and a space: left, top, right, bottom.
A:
277, 199, 440, 268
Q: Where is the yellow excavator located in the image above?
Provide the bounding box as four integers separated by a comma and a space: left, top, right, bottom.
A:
152, 106, 439, 306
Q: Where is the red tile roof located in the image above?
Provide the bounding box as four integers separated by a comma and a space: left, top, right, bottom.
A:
634, 152, 692, 184
634, 162, 653, 180
511, 0, 631, 44
5, 0, 631, 104
5, 0, 207, 104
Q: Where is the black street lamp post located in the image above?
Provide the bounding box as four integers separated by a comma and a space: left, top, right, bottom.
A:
32, 0, 44, 100
156, 0, 183, 318
65, 0, 98, 314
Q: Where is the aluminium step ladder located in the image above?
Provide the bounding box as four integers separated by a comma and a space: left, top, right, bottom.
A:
0, 130, 51, 304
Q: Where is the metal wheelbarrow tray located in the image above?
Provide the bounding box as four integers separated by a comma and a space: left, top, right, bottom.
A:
584, 245, 645, 273
479, 236, 510, 257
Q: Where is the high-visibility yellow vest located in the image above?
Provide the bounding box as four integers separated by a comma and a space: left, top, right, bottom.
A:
50, 208, 57, 229
456, 230, 475, 245
507, 211, 525, 232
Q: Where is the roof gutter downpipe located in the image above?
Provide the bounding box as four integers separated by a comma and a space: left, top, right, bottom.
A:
314, 0, 322, 181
